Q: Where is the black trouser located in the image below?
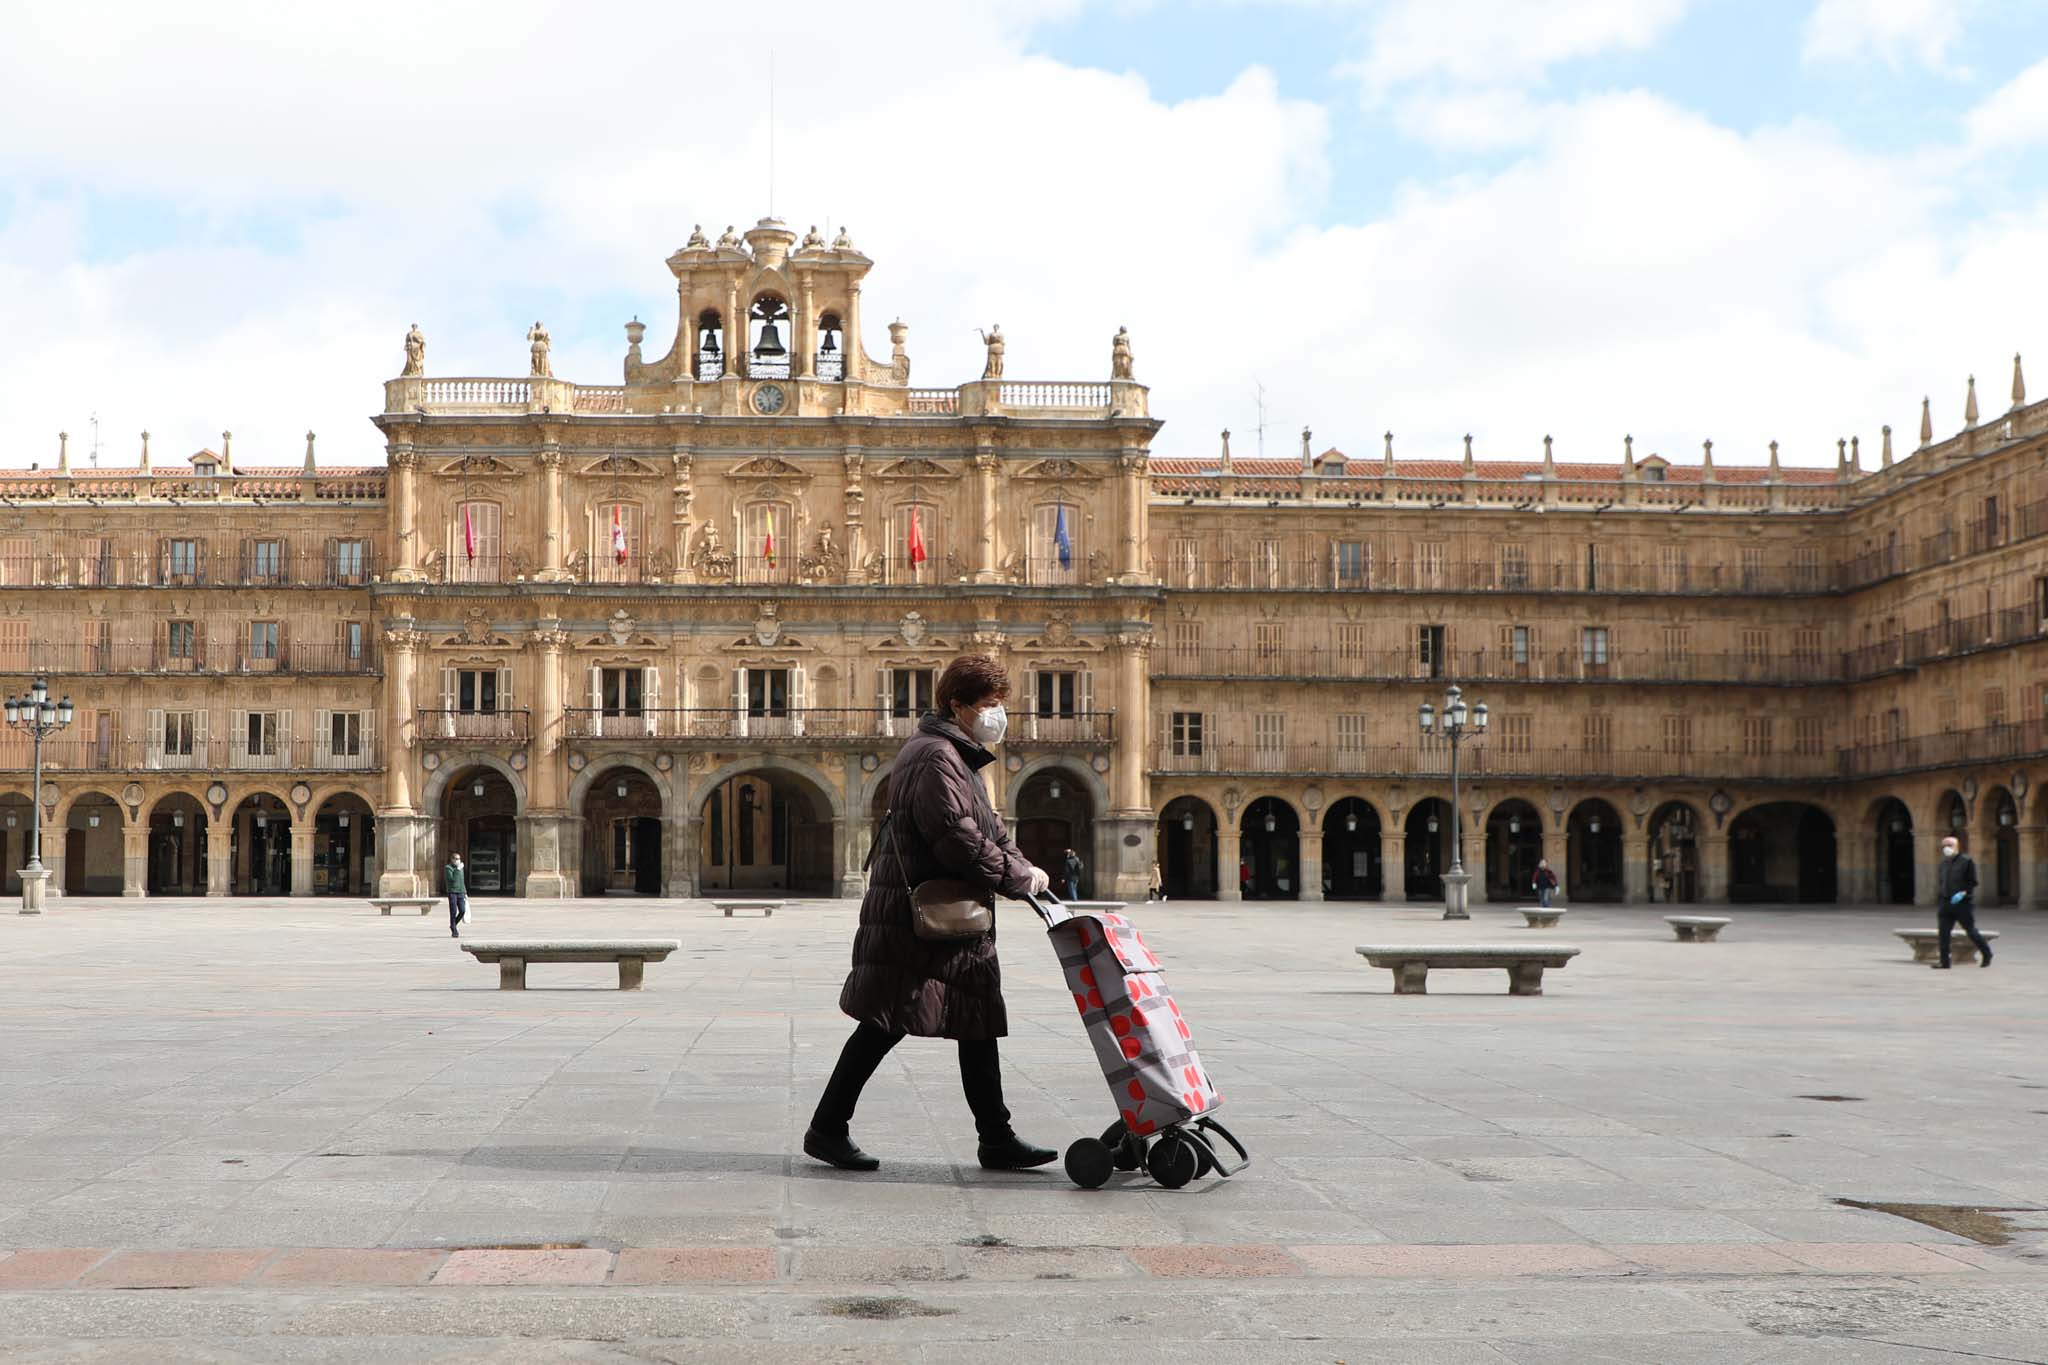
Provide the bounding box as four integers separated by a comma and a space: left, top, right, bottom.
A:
1938, 903, 1991, 965
448, 892, 468, 933
811, 1021, 1013, 1143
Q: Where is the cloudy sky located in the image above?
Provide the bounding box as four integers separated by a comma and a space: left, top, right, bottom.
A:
5, 0, 2048, 471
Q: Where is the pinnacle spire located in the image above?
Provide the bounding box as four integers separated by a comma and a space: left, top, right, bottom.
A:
1218, 428, 1231, 473
1767, 439, 1780, 479
1542, 434, 1554, 477
1622, 434, 1636, 479
303, 431, 318, 473
2014, 353, 2027, 408
1462, 433, 1474, 474
1382, 431, 1394, 473
1964, 374, 1979, 428
56, 431, 69, 472
139, 430, 151, 471
1920, 397, 1933, 448
1881, 424, 1893, 468
1700, 438, 1714, 481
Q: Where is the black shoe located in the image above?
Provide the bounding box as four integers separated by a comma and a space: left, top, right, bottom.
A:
451, 928, 460, 937
977, 1135, 1058, 1170
803, 1128, 880, 1171
1981, 950, 1993, 968
1932, 962, 1951, 969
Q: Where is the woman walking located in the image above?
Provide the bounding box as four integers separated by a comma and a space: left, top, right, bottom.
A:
804, 655, 1057, 1173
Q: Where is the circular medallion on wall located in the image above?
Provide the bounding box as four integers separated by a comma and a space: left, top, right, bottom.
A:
290, 783, 312, 806
41, 786, 59, 808
566, 752, 585, 771
752, 382, 788, 416
205, 783, 228, 806
655, 753, 673, 772
122, 783, 144, 807
1123, 834, 1142, 848
860, 753, 879, 772
510, 751, 527, 771
1005, 753, 1024, 772
1091, 754, 1111, 774
420, 753, 440, 771
1302, 785, 1324, 812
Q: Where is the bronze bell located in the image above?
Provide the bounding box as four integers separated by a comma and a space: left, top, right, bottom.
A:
819, 329, 837, 354
753, 320, 786, 358
700, 327, 721, 356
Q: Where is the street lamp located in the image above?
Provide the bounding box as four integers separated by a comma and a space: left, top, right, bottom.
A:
1418, 682, 1487, 920
6, 678, 74, 913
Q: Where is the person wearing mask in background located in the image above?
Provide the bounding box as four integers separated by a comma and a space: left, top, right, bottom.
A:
1533, 859, 1559, 909
444, 853, 469, 937
1935, 835, 1993, 969
1063, 847, 1084, 901
805, 654, 1057, 1173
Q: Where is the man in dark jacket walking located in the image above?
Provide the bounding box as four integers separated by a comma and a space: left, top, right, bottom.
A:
444, 854, 469, 938
1935, 835, 1993, 968
1063, 848, 1084, 900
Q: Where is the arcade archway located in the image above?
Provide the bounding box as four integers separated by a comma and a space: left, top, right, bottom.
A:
313, 793, 374, 895
1649, 801, 1701, 904
230, 792, 291, 895
582, 767, 664, 896
1566, 799, 1624, 902
442, 766, 520, 895
1729, 802, 1837, 903
1158, 796, 1218, 899
1483, 799, 1543, 902
700, 769, 833, 894
1985, 786, 2019, 906
1871, 797, 1915, 904
1404, 798, 1451, 901
1323, 798, 1382, 900
1015, 767, 1097, 898
1, 792, 34, 895
147, 793, 207, 895
1241, 797, 1299, 900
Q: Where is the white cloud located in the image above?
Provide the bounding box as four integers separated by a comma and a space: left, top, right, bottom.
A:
1801, 0, 1967, 73
1349, 0, 1692, 93
1967, 54, 2048, 151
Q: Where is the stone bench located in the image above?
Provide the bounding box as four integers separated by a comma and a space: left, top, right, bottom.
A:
709, 899, 779, 918
1356, 944, 1581, 996
1894, 928, 1999, 964
460, 940, 681, 990
371, 898, 438, 917
1519, 906, 1567, 929
1665, 915, 1732, 942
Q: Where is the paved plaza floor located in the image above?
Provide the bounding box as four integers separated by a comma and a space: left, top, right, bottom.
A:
1, 894, 2046, 1362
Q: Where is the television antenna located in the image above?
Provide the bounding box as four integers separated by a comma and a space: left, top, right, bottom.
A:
90, 413, 100, 467
1251, 378, 1276, 458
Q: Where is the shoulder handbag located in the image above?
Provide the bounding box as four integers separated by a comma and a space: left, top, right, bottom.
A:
880, 808, 994, 942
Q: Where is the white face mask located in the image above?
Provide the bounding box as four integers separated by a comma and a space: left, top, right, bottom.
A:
1942, 846, 1957, 859
971, 702, 1008, 747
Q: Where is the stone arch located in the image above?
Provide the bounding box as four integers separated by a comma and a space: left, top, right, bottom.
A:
1867, 795, 1916, 904
419, 753, 529, 816
1565, 798, 1625, 902
1933, 787, 1970, 848
1013, 762, 1103, 898
1157, 794, 1219, 899
1321, 796, 1383, 900
145, 790, 210, 896
1649, 799, 1703, 904
56, 788, 126, 896
566, 754, 674, 811
1240, 795, 1301, 901
1005, 755, 1111, 816
692, 753, 845, 823
53, 786, 129, 828
1482, 796, 1545, 903
1403, 797, 1454, 902
227, 790, 294, 896
1980, 784, 2020, 906
695, 757, 842, 896
1728, 800, 1837, 904
580, 764, 668, 897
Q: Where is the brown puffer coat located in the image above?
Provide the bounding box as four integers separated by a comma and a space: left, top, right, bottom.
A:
837, 712, 1037, 1039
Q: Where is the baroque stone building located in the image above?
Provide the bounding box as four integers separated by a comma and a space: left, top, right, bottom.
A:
2, 217, 2043, 908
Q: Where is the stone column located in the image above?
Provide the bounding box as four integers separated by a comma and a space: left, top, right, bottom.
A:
795, 272, 815, 379
523, 625, 575, 898
1117, 449, 1147, 583
1699, 834, 1730, 903
122, 824, 146, 898
1113, 635, 1148, 817
388, 448, 423, 581
43, 827, 66, 896
1912, 832, 1939, 906
1216, 828, 1242, 902
1298, 829, 1324, 902
1381, 829, 1406, 901
973, 448, 1001, 582
521, 813, 574, 898
535, 447, 570, 581
206, 825, 231, 896
832, 816, 864, 897
382, 627, 421, 814
2019, 824, 2046, 909
1625, 833, 1651, 904
1541, 829, 1569, 904
346, 817, 364, 895
845, 281, 864, 383
724, 282, 741, 377
289, 824, 314, 896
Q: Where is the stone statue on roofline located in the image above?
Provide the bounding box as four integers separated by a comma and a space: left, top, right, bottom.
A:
527, 320, 552, 378
402, 323, 426, 377
978, 324, 1005, 380
1110, 325, 1134, 381
685, 224, 709, 249
716, 224, 743, 250
801, 224, 824, 249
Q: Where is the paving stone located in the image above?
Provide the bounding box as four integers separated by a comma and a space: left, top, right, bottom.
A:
610, 1246, 778, 1283
77, 1249, 271, 1288
257, 1248, 446, 1286
1291, 1242, 1630, 1277
1770, 1241, 1976, 1273
1126, 1244, 1304, 1277
429, 1248, 614, 1286
0, 1248, 110, 1287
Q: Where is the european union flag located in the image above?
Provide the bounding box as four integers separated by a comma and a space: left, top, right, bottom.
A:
1054, 503, 1072, 569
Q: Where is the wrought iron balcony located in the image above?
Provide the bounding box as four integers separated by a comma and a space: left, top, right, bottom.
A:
415, 710, 531, 745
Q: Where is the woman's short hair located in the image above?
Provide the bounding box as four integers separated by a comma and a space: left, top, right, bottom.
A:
935, 654, 1011, 714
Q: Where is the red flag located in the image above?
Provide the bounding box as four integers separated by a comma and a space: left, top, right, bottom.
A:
763, 526, 776, 569
907, 507, 928, 567
462, 502, 476, 563
611, 504, 629, 565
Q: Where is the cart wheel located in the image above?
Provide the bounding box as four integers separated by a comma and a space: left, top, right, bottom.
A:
1064, 1138, 1114, 1190
1190, 1137, 1217, 1179
1146, 1132, 1199, 1190
1100, 1121, 1140, 1171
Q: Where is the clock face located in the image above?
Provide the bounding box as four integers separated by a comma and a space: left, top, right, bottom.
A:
753, 383, 788, 415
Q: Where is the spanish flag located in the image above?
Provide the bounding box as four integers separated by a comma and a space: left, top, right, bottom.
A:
907, 507, 928, 568
763, 526, 776, 570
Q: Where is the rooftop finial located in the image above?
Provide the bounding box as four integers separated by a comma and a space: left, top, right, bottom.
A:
1920, 395, 1933, 447
1849, 435, 1860, 472
139, 430, 151, 471
1836, 437, 1847, 471
2014, 353, 2027, 409
1964, 374, 1979, 428
220, 430, 233, 473
303, 431, 317, 473
1622, 433, 1636, 479
1300, 425, 1313, 472
1542, 434, 1554, 476
1383, 431, 1394, 473
1881, 424, 1893, 468
1462, 433, 1474, 473
56, 431, 69, 472
1700, 438, 1715, 481
1767, 439, 1781, 480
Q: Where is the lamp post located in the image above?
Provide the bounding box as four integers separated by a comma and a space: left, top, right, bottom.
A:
5, 679, 74, 913
1418, 682, 1487, 920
